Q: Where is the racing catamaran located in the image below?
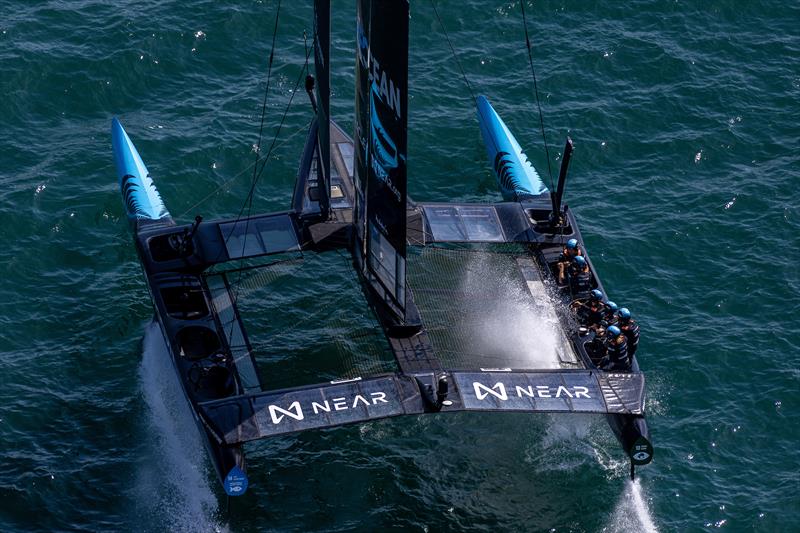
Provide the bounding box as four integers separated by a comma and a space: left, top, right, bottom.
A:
113, 0, 652, 498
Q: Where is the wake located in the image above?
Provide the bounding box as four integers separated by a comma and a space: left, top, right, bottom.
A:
605, 478, 659, 533
135, 321, 226, 532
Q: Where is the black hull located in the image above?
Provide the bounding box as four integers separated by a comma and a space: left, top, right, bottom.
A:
118, 118, 653, 498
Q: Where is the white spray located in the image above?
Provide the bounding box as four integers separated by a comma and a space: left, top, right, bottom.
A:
135, 321, 226, 532
461, 251, 564, 369
605, 478, 659, 533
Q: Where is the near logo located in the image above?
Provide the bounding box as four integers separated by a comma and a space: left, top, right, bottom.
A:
472, 380, 591, 401
266, 392, 389, 425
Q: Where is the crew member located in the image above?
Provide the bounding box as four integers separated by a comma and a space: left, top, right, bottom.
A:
600, 325, 630, 371
603, 301, 619, 326
617, 307, 640, 357
575, 289, 607, 328
567, 255, 591, 299
557, 238, 582, 284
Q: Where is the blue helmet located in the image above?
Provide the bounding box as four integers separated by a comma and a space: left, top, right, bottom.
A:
619, 307, 631, 320
573, 255, 587, 267
607, 325, 621, 337
607, 301, 618, 312
590, 289, 603, 300
566, 238, 578, 250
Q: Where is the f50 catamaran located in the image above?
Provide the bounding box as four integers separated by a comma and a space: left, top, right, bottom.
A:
114, 1, 652, 498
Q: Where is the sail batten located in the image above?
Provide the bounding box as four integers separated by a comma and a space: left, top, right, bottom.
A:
354, 0, 410, 317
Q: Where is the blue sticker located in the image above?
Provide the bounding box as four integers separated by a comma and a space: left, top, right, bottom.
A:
223, 465, 248, 496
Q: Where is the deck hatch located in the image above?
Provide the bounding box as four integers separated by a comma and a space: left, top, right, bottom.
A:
219, 214, 300, 260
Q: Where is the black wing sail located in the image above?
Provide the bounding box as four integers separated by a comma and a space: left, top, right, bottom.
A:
313, 0, 331, 217
354, 0, 409, 318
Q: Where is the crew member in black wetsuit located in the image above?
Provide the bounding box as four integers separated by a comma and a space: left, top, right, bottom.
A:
600, 325, 630, 371
557, 238, 582, 284
617, 307, 640, 357
567, 255, 591, 299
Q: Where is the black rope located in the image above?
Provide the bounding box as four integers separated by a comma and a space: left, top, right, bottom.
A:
214, 0, 283, 265
251, 0, 282, 188
221, 16, 312, 344
221, 38, 313, 284
520, 1, 554, 193
430, 0, 476, 105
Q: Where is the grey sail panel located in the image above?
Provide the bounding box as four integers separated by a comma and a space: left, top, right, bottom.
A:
313, 0, 331, 216
354, 0, 409, 317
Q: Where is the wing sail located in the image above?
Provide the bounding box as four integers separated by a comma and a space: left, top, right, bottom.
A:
354, 0, 410, 318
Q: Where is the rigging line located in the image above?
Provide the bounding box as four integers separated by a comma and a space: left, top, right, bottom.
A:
429, 0, 476, 106
211, 1, 284, 266
251, 0, 283, 188
222, 40, 313, 336
520, 1, 554, 193
214, 36, 313, 267
238, 41, 313, 227
176, 123, 309, 218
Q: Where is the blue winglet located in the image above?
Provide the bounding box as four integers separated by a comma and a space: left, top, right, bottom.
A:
111, 118, 171, 221
476, 95, 548, 201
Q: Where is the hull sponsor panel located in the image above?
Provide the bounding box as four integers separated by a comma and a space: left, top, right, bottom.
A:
452, 371, 644, 415
200, 375, 424, 443
199, 371, 645, 446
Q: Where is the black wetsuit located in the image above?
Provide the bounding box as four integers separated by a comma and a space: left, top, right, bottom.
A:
601, 336, 629, 371
586, 303, 607, 328
620, 319, 640, 357
602, 308, 618, 328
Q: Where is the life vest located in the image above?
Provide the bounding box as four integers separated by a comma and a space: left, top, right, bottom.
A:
568, 266, 591, 298
603, 335, 630, 371
620, 320, 640, 357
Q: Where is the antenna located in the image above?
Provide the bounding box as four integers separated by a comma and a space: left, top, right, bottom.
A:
551, 137, 573, 225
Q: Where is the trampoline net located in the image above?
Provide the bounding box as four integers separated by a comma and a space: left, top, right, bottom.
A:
406, 244, 579, 371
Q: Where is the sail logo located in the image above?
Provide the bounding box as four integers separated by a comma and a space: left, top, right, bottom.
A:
472, 380, 592, 401
370, 56, 402, 119
369, 82, 404, 202
356, 20, 402, 120
266, 392, 390, 425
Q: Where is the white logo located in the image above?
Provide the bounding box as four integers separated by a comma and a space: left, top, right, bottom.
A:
633, 451, 650, 461
266, 392, 389, 426
471, 380, 591, 401
473, 382, 508, 401
268, 401, 304, 424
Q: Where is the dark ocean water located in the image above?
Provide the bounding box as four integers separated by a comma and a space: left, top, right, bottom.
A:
1, 1, 799, 531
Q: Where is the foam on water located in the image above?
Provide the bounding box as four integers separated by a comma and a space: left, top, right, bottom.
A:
136, 321, 226, 533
